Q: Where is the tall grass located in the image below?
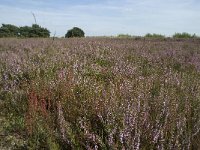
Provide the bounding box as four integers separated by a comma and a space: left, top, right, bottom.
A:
0, 38, 200, 149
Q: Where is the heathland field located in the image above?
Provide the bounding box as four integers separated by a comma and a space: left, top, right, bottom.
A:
0, 38, 200, 149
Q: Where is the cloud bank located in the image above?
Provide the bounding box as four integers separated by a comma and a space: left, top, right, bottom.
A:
0, 0, 199, 36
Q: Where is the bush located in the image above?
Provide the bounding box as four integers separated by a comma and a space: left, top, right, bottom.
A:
145, 33, 165, 38
65, 27, 85, 38
173, 32, 196, 38
117, 34, 132, 38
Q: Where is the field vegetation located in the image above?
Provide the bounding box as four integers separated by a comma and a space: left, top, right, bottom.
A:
0, 38, 200, 149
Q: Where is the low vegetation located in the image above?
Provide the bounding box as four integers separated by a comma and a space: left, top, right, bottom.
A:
145, 33, 165, 38
173, 32, 197, 38
117, 34, 133, 38
0, 38, 200, 149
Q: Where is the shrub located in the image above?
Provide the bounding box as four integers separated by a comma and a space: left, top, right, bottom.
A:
65, 27, 85, 38
145, 33, 165, 38
117, 34, 132, 38
173, 32, 196, 38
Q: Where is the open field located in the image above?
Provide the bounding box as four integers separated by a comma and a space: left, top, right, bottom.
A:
0, 38, 200, 149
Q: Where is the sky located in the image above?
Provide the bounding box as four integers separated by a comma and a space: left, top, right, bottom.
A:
0, 0, 200, 37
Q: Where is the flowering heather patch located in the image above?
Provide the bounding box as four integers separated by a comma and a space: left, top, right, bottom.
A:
0, 38, 200, 149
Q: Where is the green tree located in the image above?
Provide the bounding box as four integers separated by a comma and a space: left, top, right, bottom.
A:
19, 26, 32, 37
30, 24, 50, 38
0, 24, 19, 37
19, 24, 50, 38
0, 27, 10, 37
65, 27, 85, 38
0, 24, 50, 38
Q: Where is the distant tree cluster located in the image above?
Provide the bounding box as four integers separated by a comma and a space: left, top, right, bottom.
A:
1, 23, 199, 39
0, 24, 85, 38
117, 32, 199, 39
172, 32, 197, 38
0, 24, 50, 38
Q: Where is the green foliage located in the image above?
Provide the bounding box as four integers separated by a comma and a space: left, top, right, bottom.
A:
65, 27, 85, 38
145, 33, 165, 38
0, 24, 19, 37
19, 26, 32, 38
117, 34, 132, 38
173, 32, 196, 38
0, 24, 50, 38
19, 24, 50, 38
95, 58, 112, 67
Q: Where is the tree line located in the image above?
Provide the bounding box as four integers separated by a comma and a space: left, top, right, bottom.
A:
0, 23, 198, 38
0, 24, 50, 38
118, 33, 198, 38
0, 24, 85, 38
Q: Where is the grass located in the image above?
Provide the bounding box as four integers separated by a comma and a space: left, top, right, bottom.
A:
0, 37, 200, 149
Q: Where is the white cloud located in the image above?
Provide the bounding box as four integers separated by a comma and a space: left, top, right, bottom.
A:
0, 0, 200, 36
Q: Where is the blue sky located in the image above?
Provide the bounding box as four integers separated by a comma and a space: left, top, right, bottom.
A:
0, 0, 200, 37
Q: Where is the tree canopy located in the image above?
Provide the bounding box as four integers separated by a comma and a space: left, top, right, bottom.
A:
65, 27, 85, 38
0, 24, 50, 38
0, 24, 19, 37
